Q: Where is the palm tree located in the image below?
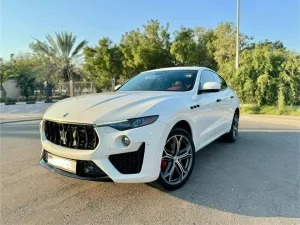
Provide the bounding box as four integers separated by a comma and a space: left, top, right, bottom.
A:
32, 32, 88, 96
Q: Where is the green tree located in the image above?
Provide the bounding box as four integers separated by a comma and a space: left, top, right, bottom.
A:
3, 54, 40, 97
194, 27, 217, 70
211, 22, 250, 66
120, 20, 173, 78
31, 32, 88, 96
278, 52, 300, 105
219, 40, 297, 106
170, 27, 198, 66
170, 27, 217, 69
277, 84, 285, 110
84, 37, 123, 89
21, 19, 299, 107
0, 58, 9, 97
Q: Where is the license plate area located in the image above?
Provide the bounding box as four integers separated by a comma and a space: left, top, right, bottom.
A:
47, 153, 77, 174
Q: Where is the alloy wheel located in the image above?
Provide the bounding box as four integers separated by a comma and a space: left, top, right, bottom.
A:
160, 135, 193, 185
232, 114, 239, 140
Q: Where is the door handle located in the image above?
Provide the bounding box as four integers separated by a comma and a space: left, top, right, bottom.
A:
230, 96, 234, 99
216, 99, 222, 102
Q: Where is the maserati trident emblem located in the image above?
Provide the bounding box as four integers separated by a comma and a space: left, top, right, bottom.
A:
63, 113, 69, 117
72, 129, 78, 146
60, 129, 67, 145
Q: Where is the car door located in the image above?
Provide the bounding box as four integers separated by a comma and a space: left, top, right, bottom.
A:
211, 72, 231, 133
192, 70, 219, 149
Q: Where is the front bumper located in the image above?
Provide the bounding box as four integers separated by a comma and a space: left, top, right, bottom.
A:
40, 158, 112, 181
40, 119, 170, 183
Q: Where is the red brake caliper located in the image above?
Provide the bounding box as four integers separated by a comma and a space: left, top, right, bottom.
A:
161, 160, 167, 170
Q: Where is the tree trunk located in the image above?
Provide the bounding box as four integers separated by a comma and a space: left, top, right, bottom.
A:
45, 81, 52, 101
70, 80, 74, 97
111, 76, 115, 92
67, 70, 74, 97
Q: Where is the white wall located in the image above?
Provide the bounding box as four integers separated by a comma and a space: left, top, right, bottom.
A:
1, 80, 21, 98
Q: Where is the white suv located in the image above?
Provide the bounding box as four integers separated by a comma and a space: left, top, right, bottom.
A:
40, 67, 240, 190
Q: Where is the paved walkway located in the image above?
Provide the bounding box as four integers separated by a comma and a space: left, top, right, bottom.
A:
0, 104, 52, 123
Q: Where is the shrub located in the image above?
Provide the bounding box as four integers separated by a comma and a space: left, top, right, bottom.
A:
0, 97, 17, 103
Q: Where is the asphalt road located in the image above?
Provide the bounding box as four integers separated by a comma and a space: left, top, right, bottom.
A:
0, 115, 299, 224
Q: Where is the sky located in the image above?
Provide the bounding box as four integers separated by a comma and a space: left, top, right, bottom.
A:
1, 0, 299, 59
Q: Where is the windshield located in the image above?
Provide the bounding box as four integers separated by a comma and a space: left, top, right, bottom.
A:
119, 70, 198, 92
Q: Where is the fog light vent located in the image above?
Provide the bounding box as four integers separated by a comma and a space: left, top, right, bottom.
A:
109, 142, 145, 174
76, 161, 106, 177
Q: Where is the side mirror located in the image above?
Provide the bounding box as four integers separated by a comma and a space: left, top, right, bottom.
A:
114, 84, 122, 91
198, 82, 221, 94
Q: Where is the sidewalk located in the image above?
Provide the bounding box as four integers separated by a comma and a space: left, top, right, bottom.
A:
0, 103, 51, 124
0, 113, 44, 124
0, 112, 44, 124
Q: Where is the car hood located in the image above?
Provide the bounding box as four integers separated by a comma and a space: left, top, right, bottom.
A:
43, 91, 183, 125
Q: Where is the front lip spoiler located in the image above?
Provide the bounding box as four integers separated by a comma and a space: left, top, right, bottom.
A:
40, 159, 112, 182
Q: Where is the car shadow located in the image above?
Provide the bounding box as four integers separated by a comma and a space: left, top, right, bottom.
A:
155, 130, 300, 218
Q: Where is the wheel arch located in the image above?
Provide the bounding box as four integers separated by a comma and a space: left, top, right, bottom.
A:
171, 120, 193, 138
235, 107, 240, 117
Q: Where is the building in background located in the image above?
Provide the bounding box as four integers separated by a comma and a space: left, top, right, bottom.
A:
1, 79, 21, 98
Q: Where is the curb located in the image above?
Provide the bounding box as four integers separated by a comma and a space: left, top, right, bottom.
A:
0, 100, 59, 106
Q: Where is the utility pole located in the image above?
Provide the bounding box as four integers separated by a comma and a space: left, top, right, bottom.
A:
236, 0, 240, 69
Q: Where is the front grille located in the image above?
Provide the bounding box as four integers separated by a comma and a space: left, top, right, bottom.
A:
109, 143, 145, 174
44, 120, 99, 150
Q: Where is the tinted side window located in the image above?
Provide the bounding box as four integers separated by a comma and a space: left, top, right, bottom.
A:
212, 73, 227, 90
198, 70, 215, 91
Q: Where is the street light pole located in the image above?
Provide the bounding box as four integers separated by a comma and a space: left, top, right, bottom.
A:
236, 0, 240, 69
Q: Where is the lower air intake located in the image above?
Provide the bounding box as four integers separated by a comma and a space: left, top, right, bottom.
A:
42, 150, 107, 178
77, 160, 107, 177
109, 143, 145, 174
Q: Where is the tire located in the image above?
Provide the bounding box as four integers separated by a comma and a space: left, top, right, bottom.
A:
223, 111, 239, 143
157, 128, 195, 190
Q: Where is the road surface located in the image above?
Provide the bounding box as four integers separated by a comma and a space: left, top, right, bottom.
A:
0, 113, 299, 224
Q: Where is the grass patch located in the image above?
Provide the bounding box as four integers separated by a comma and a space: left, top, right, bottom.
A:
241, 105, 300, 116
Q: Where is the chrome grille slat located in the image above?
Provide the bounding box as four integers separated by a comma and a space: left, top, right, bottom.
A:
93, 129, 97, 149
75, 126, 79, 148
68, 125, 72, 148
44, 120, 98, 150
84, 127, 88, 149
53, 122, 58, 144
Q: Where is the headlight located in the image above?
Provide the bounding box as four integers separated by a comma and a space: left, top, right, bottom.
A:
99, 115, 159, 131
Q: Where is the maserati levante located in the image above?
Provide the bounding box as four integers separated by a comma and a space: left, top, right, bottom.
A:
40, 67, 240, 190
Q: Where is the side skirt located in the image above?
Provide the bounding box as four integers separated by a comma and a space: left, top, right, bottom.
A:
195, 129, 230, 152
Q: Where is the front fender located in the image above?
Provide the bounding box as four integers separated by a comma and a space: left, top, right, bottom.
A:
136, 95, 197, 179
137, 95, 196, 139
